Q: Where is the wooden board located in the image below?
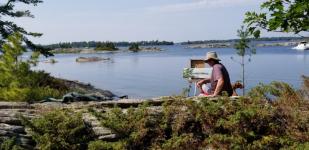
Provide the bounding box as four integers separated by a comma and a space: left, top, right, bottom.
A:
190, 59, 205, 68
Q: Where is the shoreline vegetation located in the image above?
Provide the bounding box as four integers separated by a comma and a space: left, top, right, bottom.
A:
45, 40, 174, 50
47, 37, 307, 54
50, 46, 164, 54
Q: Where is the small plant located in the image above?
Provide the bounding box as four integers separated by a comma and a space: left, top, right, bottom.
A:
232, 26, 256, 95
182, 68, 193, 79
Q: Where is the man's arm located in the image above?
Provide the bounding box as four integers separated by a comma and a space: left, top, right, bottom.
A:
197, 78, 210, 93
213, 77, 224, 96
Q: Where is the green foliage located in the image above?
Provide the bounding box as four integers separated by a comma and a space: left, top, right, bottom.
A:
95, 42, 119, 51
88, 141, 126, 150
90, 81, 309, 149
21, 109, 93, 150
244, 0, 309, 38
51, 49, 82, 54
0, 0, 52, 56
234, 26, 256, 57
248, 81, 299, 100
90, 103, 165, 150
0, 33, 68, 102
182, 68, 193, 79
0, 137, 24, 150
44, 40, 174, 49
128, 43, 140, 52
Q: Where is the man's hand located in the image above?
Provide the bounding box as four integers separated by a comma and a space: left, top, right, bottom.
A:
197, 80, 204, 88
197, 78, 210, 94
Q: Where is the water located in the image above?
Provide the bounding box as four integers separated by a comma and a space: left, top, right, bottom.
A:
33, 45, 309, 98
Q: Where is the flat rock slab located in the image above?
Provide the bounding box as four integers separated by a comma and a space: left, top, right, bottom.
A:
0, 102, 34, 109
0, 123, 26, 134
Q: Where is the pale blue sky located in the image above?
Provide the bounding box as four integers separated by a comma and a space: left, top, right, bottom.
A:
13, 0, 293, 44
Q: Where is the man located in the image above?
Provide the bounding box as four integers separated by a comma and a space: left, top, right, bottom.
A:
197, 51, 233, 97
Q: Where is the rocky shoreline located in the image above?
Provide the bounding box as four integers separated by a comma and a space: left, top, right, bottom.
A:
185, 41, 300, 49
51, 46, 163, 54
56, 78, 118, 100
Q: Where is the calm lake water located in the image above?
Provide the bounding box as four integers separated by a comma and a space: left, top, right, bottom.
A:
33, 45, 309, 98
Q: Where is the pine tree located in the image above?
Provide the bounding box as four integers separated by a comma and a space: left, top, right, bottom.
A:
0, 0, 52, 56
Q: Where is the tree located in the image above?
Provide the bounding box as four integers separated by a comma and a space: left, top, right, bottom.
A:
94, 42, 118, 51
129, 43, 140, 52
0, 0, 52, 56
0, 32, 66, 101
232, 26, 256, 95
244, 0, 309, 38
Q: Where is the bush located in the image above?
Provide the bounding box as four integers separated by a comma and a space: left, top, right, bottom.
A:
21, 109, 94, 150
90, 81, 309, 150
88, 141, 126, 150
91, 103, 165, 150
0, 137, 24, 150
0, 71, 68, 102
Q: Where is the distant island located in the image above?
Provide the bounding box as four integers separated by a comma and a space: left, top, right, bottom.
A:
94, 42, 119, 51
45, 37, 308, 54
182, 37, 307, 49
46, 40, 172, 54
43, 40, 174, 50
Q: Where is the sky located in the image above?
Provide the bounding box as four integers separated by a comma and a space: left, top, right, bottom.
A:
12, 0, 295, 44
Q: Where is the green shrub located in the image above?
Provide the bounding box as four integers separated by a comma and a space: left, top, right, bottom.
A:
90, 81, 309, 150
0, 86, 66, 102
91, 103, 165, 150
88, 141, 126, 150
21, 109, 93, 150
0, 137, 24, 150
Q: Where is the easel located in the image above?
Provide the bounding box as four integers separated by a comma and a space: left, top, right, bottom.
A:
183, 59, 212, 96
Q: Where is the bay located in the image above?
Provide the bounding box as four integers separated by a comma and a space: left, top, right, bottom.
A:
33, 45, 309, 98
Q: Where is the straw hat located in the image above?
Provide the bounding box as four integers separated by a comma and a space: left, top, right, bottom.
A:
204, 51, 221, 62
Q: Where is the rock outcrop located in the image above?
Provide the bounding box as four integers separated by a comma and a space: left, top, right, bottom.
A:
0, 98, 165, 149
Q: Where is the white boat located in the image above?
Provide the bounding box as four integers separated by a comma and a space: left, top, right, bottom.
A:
293, 41, 309, 50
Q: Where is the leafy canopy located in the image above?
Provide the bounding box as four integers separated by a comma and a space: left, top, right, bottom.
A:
244, 0, 309, 38
0, 0, 52, 56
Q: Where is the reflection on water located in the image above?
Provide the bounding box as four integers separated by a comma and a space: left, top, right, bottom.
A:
33, 45, 309, 98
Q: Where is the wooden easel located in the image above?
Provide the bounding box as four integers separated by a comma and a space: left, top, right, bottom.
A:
184, 59, 212, 96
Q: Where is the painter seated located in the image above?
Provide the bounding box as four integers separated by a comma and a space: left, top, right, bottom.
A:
197, 51, 233, 97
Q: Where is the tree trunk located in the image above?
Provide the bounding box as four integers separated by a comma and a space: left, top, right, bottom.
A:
242, 56, 245, 96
